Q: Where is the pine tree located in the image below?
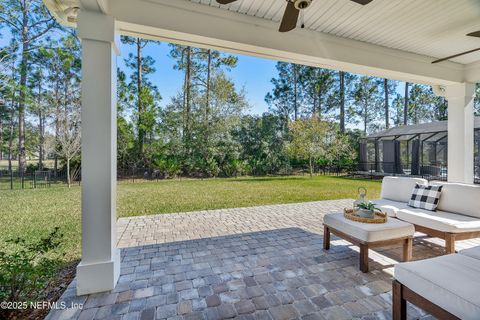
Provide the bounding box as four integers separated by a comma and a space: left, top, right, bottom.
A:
392, 94, 405, 127
339, 71, 346, 132
265, 62, 303, 121
300, 67, 335, 119
335, 71, 356, 132
121, 36, 161, 163
404, 82, 409, 125
408, 84, 446, 124
0, 0, 57, 172
475, 83, 480, 115
350, 76, 382, 135
28, 69, 45, 168
169, 45, 203, 156
197, 49, 237, 160
380, 79, 397, 129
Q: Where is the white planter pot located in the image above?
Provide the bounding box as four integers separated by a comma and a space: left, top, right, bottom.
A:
358, 209, 374, 219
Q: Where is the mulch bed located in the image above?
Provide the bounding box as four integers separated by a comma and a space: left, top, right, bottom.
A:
4, 260, 79, 320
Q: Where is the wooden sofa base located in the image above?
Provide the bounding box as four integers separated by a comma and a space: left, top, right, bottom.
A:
392, 280, 459, 320
414, 224, 480, 254
324, 226, 412, 273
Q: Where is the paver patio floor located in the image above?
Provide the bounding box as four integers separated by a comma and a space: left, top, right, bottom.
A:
47, 199, 480, 320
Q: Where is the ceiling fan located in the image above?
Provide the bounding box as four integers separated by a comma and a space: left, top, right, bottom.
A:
432, 31, 480, 64
216, 0, 374, 33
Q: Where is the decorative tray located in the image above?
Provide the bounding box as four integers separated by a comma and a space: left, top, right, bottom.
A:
343, 208, 388, 224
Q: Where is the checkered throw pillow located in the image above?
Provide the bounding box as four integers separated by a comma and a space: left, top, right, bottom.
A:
408, 184, 443, 211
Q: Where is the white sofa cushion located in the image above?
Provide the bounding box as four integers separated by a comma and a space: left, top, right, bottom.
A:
371, 199, 409, 217
380, 176, 427, 203
429, 181, 480, 218
460, 246, 480, 260
394, 254, 480, 320
323, 213, 414, 242
396, 207, 480, 233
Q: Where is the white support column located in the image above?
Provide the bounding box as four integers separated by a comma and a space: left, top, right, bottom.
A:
76, 10, 120, 295
444, 83, 476, 184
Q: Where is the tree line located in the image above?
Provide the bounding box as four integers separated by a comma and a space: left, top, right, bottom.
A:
265, 63, 452, 135
0, 0, 81, 186
1, 0, 480, 182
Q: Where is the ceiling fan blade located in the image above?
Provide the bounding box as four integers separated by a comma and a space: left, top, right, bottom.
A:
279, 1, 300, 33
432, 47, 480, 64
216, 0, 237, 4
467, 31, 480, 38
350, 0, 374, 5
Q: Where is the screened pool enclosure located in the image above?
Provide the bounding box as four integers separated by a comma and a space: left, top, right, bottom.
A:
359, 118, 480, 183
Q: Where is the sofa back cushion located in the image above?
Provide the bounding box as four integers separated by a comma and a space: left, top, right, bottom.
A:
381, 176, 428, 203
430, 181, 480, 218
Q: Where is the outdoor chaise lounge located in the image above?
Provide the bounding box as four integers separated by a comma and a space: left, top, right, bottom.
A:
393, 246, 480, 319
373, 176, 480, 254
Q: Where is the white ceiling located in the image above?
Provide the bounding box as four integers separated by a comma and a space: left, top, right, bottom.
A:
188, 0, 480, 65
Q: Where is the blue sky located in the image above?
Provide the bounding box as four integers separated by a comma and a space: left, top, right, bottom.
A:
0, 28, 277, 114
117, 40, 408, 117
1, 28, 408, 118
118, 41, 277, 115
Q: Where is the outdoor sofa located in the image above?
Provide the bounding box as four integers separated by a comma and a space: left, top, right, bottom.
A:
393, 245, 480, 319
373, 176, 480, 254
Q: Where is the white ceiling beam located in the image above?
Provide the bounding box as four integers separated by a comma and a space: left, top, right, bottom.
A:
465, 61, 480, 84
106, 0, 470, 86
79, 0, 106, 13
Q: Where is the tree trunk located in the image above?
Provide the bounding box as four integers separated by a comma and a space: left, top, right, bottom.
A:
37, 78, 43, 169
384, 79, 389, 129
185, 46, 192, 153
64, 78, 69, 128
414, 104, 418, 124
364, 101, 368, 136
404, 82, 409, 125
339, 71, 345, 132
39, 111, 44, 169
66, 157, 71, 188
54, 80, 60, 176
318, 90, 322, 120
309, 156, 313, 178
204, 49, 212, 158
8, 99, 15, 173
293, 64, 298, 120
18, 21, 29, 173
0, 107, 3, 161
136, 38, 145, 157
7, 60, 16, 171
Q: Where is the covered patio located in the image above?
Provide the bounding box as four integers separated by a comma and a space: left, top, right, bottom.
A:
42, 0, 480, 318
47, 200, 480, 320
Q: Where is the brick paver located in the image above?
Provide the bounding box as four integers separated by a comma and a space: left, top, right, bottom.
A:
47, 200, 480, 320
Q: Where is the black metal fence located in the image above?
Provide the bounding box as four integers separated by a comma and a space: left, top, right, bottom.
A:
2, 162, 479, 190
353, 161, 448, 181
0, 169, 74, 190
293, 164, 358, 176
117, 167, 164, 183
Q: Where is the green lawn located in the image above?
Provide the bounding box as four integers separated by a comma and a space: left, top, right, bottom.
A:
0, 175, 381, 264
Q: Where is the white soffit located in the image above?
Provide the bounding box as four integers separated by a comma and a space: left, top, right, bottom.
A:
190, 0, 480, 65
45, 0, 480, 84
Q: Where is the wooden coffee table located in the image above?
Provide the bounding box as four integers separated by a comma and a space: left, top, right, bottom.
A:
323, 212, 415, 272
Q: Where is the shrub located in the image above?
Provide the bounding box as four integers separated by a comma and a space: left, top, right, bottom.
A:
0, 228, 63, 304
153, 158, 182, 178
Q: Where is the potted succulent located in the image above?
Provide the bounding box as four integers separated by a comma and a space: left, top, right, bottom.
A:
356, 202, 380, 219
